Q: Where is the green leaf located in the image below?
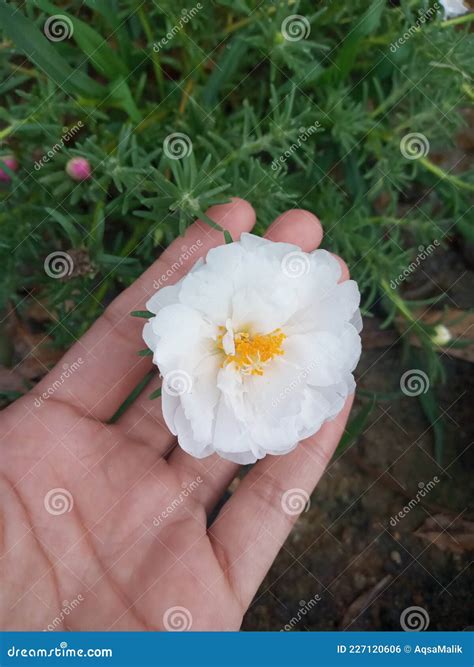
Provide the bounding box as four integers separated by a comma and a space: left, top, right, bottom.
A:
34, 0, 128, 80
131, 310, 154, 318
149, 387, 162, 400
0, 74, 29, 95
198, 210, 226, 234
419, 389, 445, 465
90, 200, 105, 251
0, 3, 103, 98
138, 348, 153, 356
325, 0, 385, 83
99, 254, 139, 267
107, 77, 142, 123
45, 208, 82, 246
202, 37, 247, 107
34, 0, 139, 120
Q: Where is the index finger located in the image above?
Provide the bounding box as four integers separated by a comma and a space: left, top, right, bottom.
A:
28, 198, 256, 421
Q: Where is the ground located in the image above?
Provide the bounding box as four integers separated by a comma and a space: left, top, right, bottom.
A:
243, 242, 474, 631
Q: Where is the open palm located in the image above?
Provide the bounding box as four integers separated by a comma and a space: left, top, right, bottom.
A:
0, 199, 353, 631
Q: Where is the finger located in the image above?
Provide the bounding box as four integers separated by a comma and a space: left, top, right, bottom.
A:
168, 208, 323, 512
28, 199, 256, 423
334, 256, 350, 282
209, 395, 354, 609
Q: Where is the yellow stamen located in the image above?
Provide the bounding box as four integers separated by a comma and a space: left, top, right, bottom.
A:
217, 327, 286, 376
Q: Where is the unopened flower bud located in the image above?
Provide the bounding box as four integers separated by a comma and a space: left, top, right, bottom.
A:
0, 155, 18, 182
66, 157, 91, 181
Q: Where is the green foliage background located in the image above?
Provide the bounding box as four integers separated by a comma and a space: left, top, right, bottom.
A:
0, 0, 473, 382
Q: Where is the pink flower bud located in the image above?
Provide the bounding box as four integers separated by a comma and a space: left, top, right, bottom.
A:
66, 157, 91, 181
0, 155, 18, 182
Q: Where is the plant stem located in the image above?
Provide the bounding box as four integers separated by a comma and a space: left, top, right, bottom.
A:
419, 157, 474, 192
441, 13, 474, 28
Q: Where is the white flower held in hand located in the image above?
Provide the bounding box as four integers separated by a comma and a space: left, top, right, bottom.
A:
143, 233, 362, 464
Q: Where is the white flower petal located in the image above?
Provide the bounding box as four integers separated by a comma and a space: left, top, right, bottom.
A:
143, 320, 158, 352
161, 390, 180, 435
146, 281, 182, 314
151, 304, 215, 371
174, 406, 214, 458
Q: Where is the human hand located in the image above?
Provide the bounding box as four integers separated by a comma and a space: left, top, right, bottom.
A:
0, 198, 353, 631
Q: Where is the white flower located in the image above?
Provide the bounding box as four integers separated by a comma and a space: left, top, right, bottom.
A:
143, 234, 362, 464
439, 0, 469, 18
431, 324, 451, 346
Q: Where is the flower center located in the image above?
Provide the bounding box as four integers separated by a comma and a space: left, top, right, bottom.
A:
218, 326, 286, 376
